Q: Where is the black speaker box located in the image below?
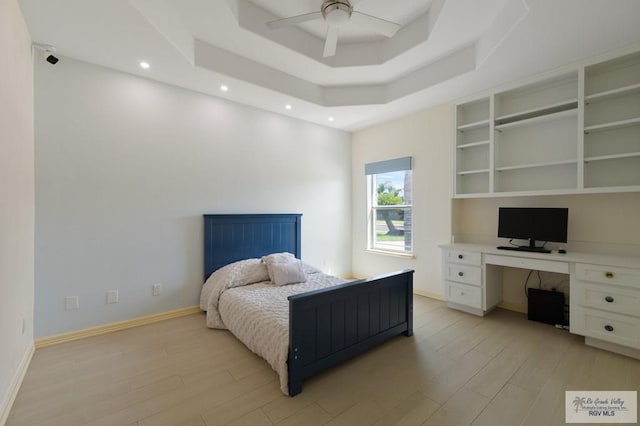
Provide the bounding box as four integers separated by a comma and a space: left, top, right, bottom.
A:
527, 288, 566, 326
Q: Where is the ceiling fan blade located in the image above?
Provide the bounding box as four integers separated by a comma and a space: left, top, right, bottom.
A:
351, 11, 401, 37
266, 11, 323, 29
323, 26, 339, 57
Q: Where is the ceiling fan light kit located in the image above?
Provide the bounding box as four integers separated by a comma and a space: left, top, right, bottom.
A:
266, 0, 401, 57
322, 1, 352, 27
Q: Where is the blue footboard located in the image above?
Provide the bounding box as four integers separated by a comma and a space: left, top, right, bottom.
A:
287, 269, 414, 396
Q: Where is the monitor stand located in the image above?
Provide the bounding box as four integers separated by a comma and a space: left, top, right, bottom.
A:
497, 239, 551, 253
496, 246, 551, 254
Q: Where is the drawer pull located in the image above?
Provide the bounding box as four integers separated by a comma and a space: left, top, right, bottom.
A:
458, 254, 463, 259
605, 296, 614, 303
605, 272, 614, 279
604, 324, 614, 332
458, 272, 464, 277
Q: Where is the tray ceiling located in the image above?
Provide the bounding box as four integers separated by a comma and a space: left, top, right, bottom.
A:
18, 0, 640, 131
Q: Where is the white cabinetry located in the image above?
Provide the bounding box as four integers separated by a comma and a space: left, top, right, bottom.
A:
455, 97, 491, 195
441, 248, 501, 316
584, 51, 640, 189
453, 49, 640, 197
571, 262, 640, 353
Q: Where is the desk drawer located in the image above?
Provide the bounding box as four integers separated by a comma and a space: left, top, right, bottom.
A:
576, 263, 640, 288
571, 306, 640, 349
446, 281, 482, 309
445, 250, 481, 266
445, 264, 481, 286
573, 280, 640, 317
485, 254, 568, 274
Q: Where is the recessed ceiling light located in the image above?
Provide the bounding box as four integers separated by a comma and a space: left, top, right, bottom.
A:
285, 104, 292, 110
139, 61, 150, 69
328, 117, 334, 122
220, 85, 228, 92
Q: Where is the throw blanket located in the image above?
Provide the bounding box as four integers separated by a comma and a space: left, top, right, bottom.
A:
203, 271, 345, 394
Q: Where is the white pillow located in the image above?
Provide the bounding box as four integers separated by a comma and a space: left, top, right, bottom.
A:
200, 258, 269, 310
267, 259, 307, 286
261, 252, 296, 264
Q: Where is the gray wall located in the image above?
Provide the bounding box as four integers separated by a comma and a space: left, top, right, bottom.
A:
0, 0, 35, 418
34, 57, 352, 338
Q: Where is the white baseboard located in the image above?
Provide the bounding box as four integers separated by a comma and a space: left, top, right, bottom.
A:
0, 342, 34, 426
35, 305, 201, 348
497, 301, 527, 314
413, 288, 445, 301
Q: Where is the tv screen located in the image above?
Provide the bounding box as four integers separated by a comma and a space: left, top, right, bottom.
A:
498, 207, 568, 244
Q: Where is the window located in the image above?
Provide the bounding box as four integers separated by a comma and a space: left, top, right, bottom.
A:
365, 157, 412, 254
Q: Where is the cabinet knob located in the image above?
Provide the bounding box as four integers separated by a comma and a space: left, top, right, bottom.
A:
605, 296, 614, 303
604, 324, 614, 332
605, 272, 614, 279
458, 254, 463, 259
458, 271, 464, 277
460, 291, 465, 296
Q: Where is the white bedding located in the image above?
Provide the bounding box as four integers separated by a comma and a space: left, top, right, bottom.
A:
202, 267, 344, 394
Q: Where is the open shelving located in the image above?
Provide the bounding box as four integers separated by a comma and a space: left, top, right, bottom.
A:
457, 119, 490, 131
584, 152, 640, 162
452, 48, 640, 197
455, 97, 491, 195
494, 109, 577, 131
495, 159, 577, 172
583, 50, 640, 190
457, 140, 490, 150
585, 82, 640, 103
495, 99, 578, 125
583, 117, 640, 134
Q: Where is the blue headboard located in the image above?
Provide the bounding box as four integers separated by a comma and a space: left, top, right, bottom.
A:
203, 214, 302, 280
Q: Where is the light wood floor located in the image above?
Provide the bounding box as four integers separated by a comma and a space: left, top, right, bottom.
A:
8, 296, 640, 426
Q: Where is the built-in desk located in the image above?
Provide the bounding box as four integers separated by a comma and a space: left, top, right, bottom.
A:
440, 243, 640, 359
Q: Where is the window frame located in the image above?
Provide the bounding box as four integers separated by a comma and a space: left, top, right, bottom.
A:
365, 158, 413, 255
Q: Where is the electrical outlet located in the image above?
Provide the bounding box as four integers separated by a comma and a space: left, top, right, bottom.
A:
65, 296, 79, 311
152, 283, 161, 296
106, 289, 118, 304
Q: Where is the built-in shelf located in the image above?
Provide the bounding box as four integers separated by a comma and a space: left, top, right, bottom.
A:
584, 152, 640, 162
454, 51, 640, 197
584, 117, 640, 134
457, 119, 490, 132
495, 99, 578, 124
495, 159, 577, 172
457, 140, 490, 149
494, 109, 577, 131
457, 169, 490, 176
585, 83, 640, 103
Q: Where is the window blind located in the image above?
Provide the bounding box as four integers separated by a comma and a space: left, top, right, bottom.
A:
364, 157, 412, 175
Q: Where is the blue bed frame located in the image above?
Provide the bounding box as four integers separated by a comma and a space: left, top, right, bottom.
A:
203, 214, 414, 396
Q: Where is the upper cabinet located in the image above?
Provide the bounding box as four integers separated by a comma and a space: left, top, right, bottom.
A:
453, 49, 640, 198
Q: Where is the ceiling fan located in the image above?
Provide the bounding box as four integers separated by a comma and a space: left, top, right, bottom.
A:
266, 0, 401, 57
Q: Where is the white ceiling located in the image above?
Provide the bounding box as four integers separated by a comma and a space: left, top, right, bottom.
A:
18, 0, 640, 131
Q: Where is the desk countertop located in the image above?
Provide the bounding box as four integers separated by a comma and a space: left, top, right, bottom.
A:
439, 243, 640, 269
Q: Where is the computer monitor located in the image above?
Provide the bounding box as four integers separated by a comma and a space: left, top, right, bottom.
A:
498, 207, 568, 252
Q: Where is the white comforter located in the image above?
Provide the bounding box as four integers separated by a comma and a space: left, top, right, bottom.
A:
203, 271, 345, 394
